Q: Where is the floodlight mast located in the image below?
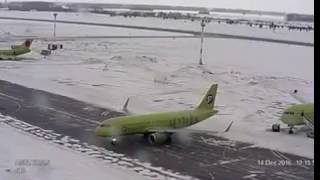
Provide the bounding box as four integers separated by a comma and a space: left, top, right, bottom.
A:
53, 13, 58, 42
4, 0, 8, 8
199, 19, 206, 65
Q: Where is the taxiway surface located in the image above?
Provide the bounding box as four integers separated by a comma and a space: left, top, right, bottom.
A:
0, 80, 314, 180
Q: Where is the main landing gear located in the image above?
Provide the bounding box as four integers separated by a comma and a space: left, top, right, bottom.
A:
288, 127, 294, 134
272, 123, 280, 132
272, 123, 295, 134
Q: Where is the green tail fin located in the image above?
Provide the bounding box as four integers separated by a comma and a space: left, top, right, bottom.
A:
196, 84, 218, 110
12, 39, 33, 50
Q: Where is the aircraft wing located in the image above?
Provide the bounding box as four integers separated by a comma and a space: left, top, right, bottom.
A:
145, 120, 234, 134
290, 93, 309, 104
145, 128, 178, 134
0, 55, 12, 60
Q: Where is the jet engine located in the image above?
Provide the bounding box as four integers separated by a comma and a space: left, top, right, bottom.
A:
11, 45, 20, 49
148, 133, 171, 144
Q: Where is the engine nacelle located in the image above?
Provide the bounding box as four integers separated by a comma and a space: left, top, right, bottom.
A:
11, 45, 20, 49
148, 133, 171, 145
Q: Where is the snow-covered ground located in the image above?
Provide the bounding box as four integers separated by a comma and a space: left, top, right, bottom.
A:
0, 19, 190, 39
0, 117, 147, 180
0, 114, 194, 180
0, 11, 314, 158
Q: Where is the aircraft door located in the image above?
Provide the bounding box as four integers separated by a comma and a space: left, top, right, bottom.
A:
170, 118, 176, 128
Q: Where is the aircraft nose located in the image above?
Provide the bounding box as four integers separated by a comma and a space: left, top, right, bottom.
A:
95, 126, 109, 137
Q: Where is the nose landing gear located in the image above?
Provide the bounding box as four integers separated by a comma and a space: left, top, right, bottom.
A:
288, 128, 294, 134
111, 137, 117, 146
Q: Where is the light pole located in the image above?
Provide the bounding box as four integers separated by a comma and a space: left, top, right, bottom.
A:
4, 0, 8, 8
199, 18, 206, 65
53, 13, 58, 42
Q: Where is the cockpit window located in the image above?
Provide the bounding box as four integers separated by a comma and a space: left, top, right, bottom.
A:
100, 124, 111, 127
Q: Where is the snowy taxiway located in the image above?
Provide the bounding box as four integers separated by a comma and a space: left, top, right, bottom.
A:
0, 80, 314, 180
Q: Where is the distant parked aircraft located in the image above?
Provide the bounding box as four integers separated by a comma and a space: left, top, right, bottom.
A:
0, 39, 33, 60
272, 92, 314, 137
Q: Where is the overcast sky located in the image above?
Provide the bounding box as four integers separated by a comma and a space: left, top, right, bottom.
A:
15, 0, 314, 14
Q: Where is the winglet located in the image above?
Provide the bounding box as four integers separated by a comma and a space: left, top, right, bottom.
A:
224, 121, 234, 133
122, 97, 130, 113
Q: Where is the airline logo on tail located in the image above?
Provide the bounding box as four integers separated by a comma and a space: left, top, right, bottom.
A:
197, 84, 218, 110
207, 94, 214, 104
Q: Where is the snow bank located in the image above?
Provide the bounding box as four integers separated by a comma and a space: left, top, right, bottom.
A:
0, 114, 195, 180
0, 118, 146, 180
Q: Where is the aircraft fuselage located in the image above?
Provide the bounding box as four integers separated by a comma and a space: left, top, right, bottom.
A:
281, 103, 314, 126
0, 40, 32, 60
95, 108, 218, 137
